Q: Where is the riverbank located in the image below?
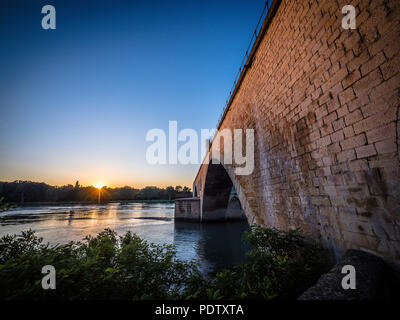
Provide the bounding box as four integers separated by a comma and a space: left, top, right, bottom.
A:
0, 226, 328, 300
0, 202, 250, 276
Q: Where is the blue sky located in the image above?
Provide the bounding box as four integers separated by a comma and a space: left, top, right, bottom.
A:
0, 0, 266, 188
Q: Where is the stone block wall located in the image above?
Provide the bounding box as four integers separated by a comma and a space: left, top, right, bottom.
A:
174, 198, 201, 221
195, 0, 400, 263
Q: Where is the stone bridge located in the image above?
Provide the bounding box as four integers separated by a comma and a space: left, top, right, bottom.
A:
179, 0, 400, 264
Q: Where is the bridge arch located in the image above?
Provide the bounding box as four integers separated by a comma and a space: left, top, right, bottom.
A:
199, 159, 255, 223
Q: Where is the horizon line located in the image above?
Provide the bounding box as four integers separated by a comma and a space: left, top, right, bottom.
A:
0, 179, 192, 190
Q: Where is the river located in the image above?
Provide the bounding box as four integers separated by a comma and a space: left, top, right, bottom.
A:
0, 202, 250, 275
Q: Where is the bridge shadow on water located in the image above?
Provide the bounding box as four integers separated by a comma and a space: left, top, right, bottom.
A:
174, 220, 251, 277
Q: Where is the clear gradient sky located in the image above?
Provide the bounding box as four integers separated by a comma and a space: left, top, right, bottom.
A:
0, 0, 265, 188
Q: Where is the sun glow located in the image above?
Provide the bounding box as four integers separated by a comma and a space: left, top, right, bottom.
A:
94, 182, 104, 189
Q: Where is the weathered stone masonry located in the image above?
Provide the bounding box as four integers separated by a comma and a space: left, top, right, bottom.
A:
194, 0, 400, 263
175, 198, 200, 221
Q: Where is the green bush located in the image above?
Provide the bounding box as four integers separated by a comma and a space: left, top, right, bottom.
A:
0, 227, 327, 300
0, 229, 201, 300
208, 226, 329, 300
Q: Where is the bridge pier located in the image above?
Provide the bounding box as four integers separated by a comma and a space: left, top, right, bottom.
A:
174, 197, 200, 221
174, 191, 246, 222
175, 161, 247, 222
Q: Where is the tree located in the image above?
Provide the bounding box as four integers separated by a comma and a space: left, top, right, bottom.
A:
166, 186, 175, 200
0, 197, 11, 212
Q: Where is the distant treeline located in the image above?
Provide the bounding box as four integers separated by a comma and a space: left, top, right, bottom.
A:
0, 181, 192, 203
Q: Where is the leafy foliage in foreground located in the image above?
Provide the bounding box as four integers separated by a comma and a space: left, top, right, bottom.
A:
208, 226, 328, 299
0, 227, 327, 300
0, 229, 200, 299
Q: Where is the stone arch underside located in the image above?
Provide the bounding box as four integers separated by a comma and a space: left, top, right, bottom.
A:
201, 160, 254, 223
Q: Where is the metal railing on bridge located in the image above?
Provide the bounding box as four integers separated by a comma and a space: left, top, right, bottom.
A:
214, 0, 274, 132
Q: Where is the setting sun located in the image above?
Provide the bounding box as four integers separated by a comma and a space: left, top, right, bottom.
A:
94, 183, 104, 189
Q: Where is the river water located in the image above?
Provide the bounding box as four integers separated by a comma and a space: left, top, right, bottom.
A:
0, 202, 250, 275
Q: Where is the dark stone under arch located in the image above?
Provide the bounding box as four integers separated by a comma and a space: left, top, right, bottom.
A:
202, 162, 246, 221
